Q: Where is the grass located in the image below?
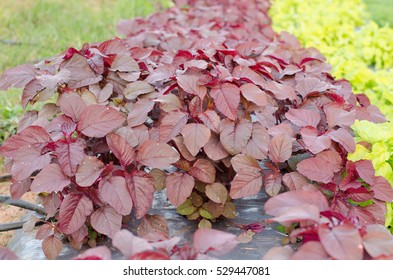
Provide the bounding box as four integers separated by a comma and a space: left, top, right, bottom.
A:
363, 0, 393, 27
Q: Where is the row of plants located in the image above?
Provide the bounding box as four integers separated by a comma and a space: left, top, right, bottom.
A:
270, 0, 393, 122
1, 0, 393, 259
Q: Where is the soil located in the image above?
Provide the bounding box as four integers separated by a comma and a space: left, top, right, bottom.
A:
0, 181, 37, 247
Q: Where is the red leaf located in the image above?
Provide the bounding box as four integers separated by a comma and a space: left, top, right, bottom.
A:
295, 77, 329, 97
10, 178, 31, 200
58, 93, 86, 122
264, 80, 297, 100
205, 183, 228, 204
181, 123, 211, 156
363, 224, 393, 258
124, 81, 155, 99
263, 246, 293, 260
63, 54, 101, 88
55, 139, 85, 177
126, 99, 155, 127
10, 147, 51, 181
265, 173, 283, 196
324, 104, 356, 128
282, 172, 309, 191
89, 83, 113, 103
126, 171, 155, 219
220, 119, 252, 155
232, 65, 266, 87
285, 108, 321, 128
90, 206, 122, 238
35, 224, 54, 240
198, 110, 221, 134
230, 169, 263, 199
355, 160, 375, 185
327, 128, 356, 153
136, 140, 180, 169
73, 246, 112, 260
318, 223, 363, 260
177, 74, 207, 100
297, 150, 341, 183
109, 54, 139, 72
145, 65, 176, 84
300, 127, 331, 154
159, 111, 188, 143
0, 248, 19, 260
203, 134, 229, 161
173, 136, 196, 162
166, 172, 195, 207
41, 193, 61, 218
373, 176, 393, 202
31, 163, 71, 193
106, 132, 135, 166
242, 123, 269, 160
0, 125, 51, 157
78, 105, 125, 137
98, 176, 133, 215
42, 235, 64, 260
130, 251, 170, 260
240, 83, 267, 106
137, 214, 169, 241
59, 193, 93, 235
0, 64, 36, 90
268, 134, 293, 163
265, 190, 329, 216
75, 156, 105, 187
291, 241, 330, 260
210, 83, 240, 120
188, 159, 216, 184
193, 229, 238, 256
112, 229, 153, 258
116, 126, 139, 147
231, 154, 260, 173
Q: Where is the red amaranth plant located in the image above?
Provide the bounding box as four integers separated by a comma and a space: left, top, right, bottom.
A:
0, 0, 390, 259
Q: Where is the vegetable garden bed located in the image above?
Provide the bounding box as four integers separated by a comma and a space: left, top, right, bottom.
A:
1, 0, 393, 260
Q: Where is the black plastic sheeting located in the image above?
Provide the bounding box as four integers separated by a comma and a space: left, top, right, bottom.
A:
8, 191, 284, 260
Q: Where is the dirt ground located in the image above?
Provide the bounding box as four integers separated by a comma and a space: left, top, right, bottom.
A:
0, 181, 37, 247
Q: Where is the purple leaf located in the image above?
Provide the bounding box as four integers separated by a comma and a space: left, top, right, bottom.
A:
90, 206, 122, 238
55, 139, 85, 177
324, 104, 356, 128
327, 128, 356, 153
78, 105, 125, 137
264, 80, 297, 100
73, 246, 112, 260
193, 228, 238, 256
166, 172, 195, 207
268, 134, 293, 163
75, 156, 105, 187
0, 64, 36, 90
63, 54, 101, 88
220, 119, 252, 155
10, 178, 31, 200
282, 172, 310, 191
106, 132, 135, 167
31, 163, 71, 193
98, 176, 133, 215
300, 127, 331, 154
59, 193, 93, 235
203, 134, 229, 161
136, 140, 180, 169
181, 123, 211, 156
109, 54, 139, 72
372, 176, 393, 202
58, 93, 86, 122
0, 248, 19, 260
242, 123, 269, 160
231, 154, 260, 173
285, 108, 321, 128
124, 81, 155, 100
198, 110, 221, 134
126, 171, 155, 219
355, 160, 375, 185
318, 223, 363, 260
10, 147, 51, 181
112, 229, 153, 258
42, 235, 64, 260
35, 224, 54, 240
89, 83, 114, 103
177, 74, 207, 100
240, 83, 267, 106
265, 173, 283, 196
0, 125, 51, 157
126, 99, 155, 127
159, 111, 188, 143
230, 168, 263, 199
295, 77, 329, 97
188, 159, 216, 184
363, 224, 393, 258
210, 83, 240, 120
